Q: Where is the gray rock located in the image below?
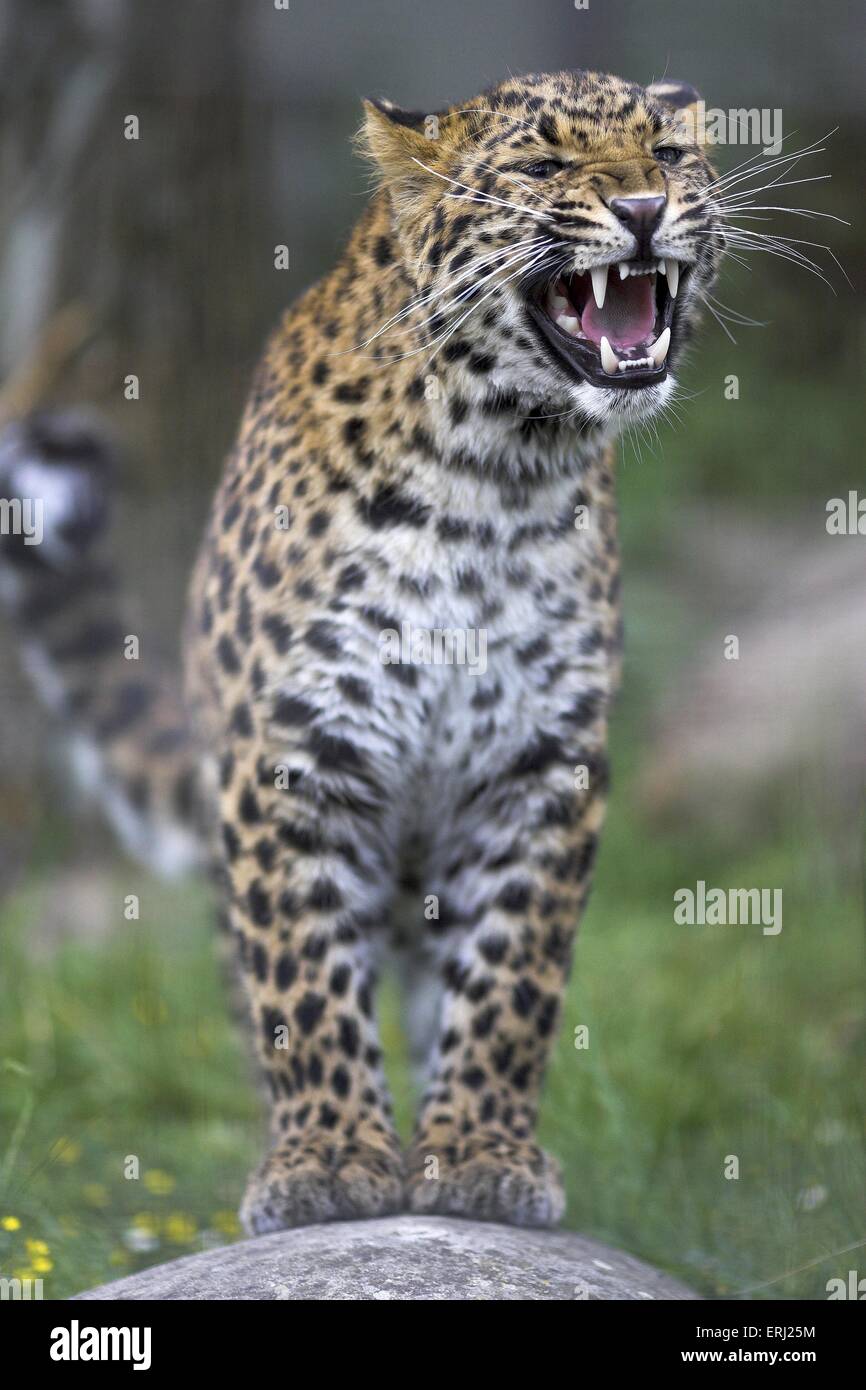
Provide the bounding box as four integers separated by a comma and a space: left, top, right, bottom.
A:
74, 1216, 699, 1301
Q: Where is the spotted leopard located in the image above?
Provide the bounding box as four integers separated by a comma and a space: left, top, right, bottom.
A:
0, 70, 724, 1231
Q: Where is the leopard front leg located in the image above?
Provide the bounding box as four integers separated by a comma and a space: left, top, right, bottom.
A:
218, 724, 404, 1235
406, 732, 609, 1228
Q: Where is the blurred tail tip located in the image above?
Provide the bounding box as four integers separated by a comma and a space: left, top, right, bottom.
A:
0, 409, 115, 570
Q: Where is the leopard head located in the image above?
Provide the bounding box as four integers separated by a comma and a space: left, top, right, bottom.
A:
361, 70, 724, 429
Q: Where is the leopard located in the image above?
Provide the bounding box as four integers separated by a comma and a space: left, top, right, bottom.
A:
0, 69, 726, 1232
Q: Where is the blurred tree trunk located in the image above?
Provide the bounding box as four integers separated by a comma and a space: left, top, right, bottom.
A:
0, 0, 272, 832
0, 0, 266, 491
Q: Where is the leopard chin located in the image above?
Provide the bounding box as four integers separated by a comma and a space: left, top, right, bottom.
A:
570, 373, 678, 427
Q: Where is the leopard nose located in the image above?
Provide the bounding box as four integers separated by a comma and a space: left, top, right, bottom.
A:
608, 195, 666, 259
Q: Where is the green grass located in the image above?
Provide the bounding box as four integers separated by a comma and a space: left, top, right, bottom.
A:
1, 767, 862, 1298
0, 877, 259, 1296
544, 794, 865, 1300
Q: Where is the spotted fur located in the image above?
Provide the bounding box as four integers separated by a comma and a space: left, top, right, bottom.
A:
1, 70, 724, 1231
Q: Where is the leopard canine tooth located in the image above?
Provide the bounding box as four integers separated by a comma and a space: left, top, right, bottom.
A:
599, 336, 620, 374
665, 259, 680, 298
649, 326, 671, 367
590, 265, 608, 309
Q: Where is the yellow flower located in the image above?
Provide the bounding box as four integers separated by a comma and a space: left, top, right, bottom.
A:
181, 1025, 214, 1058
32, 1256, 53, 1273
1, 1215, 21, 1231
131, 1212, 159, 1234
82, 1183, 109, 1208
132, 993, 168, 1026
164, 1213, 197, 1244
143, 1169, 175, 1196
26, 1238, 49, 1256
53, 1137, 82, 1164
211, 1209, 241, 1237
12, 1267, 34, 1281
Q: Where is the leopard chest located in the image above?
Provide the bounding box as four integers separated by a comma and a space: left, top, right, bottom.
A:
341, 475, 620, 793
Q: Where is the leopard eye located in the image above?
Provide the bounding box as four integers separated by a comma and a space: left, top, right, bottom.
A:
522, 159, 563, 178
655, 145, 684, 166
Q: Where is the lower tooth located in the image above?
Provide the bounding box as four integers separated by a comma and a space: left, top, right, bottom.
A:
649, 326, 671, 367
558, 313, 580, 334
600, 336, 619, 374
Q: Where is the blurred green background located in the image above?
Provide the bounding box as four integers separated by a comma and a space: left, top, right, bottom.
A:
0, 0, 863, 1299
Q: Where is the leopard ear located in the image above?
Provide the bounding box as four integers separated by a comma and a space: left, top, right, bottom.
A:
646, 80, 705, 141
359, 97, 458, 187
366, 98, 439, 135
646, 79, 701, 113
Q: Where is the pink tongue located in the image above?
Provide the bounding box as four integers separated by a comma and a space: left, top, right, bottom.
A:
581, 275, 656, 350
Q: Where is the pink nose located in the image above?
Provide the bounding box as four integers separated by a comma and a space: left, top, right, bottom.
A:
608, 195, 666, 259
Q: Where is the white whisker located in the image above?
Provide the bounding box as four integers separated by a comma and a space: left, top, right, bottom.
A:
411, 157, 552, 222
347, 237, 549, 352
421, 244, 554, 369
360, 242, 554, 365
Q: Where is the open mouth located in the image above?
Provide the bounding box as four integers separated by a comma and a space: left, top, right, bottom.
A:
526, 258, 688, 389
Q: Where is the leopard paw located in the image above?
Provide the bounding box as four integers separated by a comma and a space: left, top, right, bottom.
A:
240, 1138, 404, 1235
406, 1135, 565, 1228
